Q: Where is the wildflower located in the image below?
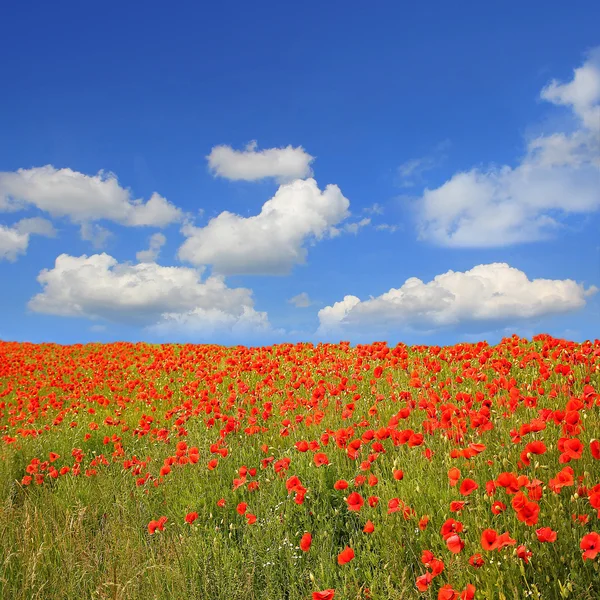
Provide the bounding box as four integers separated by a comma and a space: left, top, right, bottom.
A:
300, 532, 312, 551
337, 546, 355, 565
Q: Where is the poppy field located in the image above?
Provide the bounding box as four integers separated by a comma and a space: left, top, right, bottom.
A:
1, 335, 599, 600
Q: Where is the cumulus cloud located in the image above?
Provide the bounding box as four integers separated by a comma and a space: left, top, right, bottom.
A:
0, 217, 56, 261
318, 263, 597, 334
0, 166, 182, 228
28, 253, 271, 336
178, 178, 350, 275
288, 292, 313, 308
136, 232, 167, 263
207, 141, 314, 182
417, 49, 600, 247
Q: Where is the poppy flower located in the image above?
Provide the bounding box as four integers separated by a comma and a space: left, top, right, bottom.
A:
580, 532, 600, 560
459, 478, 478, 496
368, 496, 379, 508
491, 501, 507, 515
469, 553, 484, 568
236, 502, 247, 515
363, 520, 374, 533
185, 512, 198, 524
591, 440, 600, 460
460, 584, 476, 600
246, 513, 257, 525
481, 528, 498, 551
313, 591, 335, 600
300, 532, 312, 551
450, 501, 466, 513
216, 498, 226, 508
495, 532, 517, 549
415, 573, 432, 591
516, 545, 533, 563
438, 584, 458, 600
334, 479, 348, 490
441, 518, 463, 540
314, 453, 329, 467
393, 469, 404, 481
337, 546, 355, 565
446, 534, 465, 554
536, 527, 557, 543
346, 492, 364, 512
448, 468, 461, 486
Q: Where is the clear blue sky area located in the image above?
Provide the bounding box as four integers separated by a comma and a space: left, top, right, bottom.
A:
1, 1, 599, 346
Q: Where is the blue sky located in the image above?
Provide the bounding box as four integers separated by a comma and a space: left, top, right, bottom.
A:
1, 1, 599, 346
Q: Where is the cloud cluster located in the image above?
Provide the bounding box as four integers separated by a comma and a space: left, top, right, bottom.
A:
207, 141, 314, 182
318, 263, 596, 334
0, 166, 182, 227
29, 253, 270, 336
0, 217, 56, 262
417, 49, 600, 247
178, 178, 350, 275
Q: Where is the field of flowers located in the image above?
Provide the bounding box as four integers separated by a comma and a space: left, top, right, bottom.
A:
0, 335, 599, 599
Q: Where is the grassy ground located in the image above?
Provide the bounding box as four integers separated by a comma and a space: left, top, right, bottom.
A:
0, 336, 599, 599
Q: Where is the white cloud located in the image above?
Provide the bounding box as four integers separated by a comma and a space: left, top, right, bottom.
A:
80, 223, 113, 249
207, 141, 314, 182
29, 253, 271, 336
417, 49, 600, 247
0, 217, 56, 261
0, 225, 29, 262
0, 166, 182, 228
136, 232, 167, 263
541, 47, 600, 132
375, 223, 399, 233
288, 292, 313, 308
318, 263, 596, 334
178, 178, 350, 275
15, 217, 57, 237
342, 217, 371, 234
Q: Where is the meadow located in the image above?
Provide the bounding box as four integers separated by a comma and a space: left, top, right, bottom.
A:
0, 335, 599, 600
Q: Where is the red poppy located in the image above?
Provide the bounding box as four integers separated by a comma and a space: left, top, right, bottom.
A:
438, 584, 458, 600
459, 478, 478, 496
393, 469, 404, 481
448, 467, 461, 486
346, 492, 364, 512
300, 532, 312, 552
446, 534, 465, 554
334, 479, 348, 490
185, 512, 198, 524
363, 520, 374, 533
337, 546, 355, 565
536, 527, 557, 543
480, 528, 498, 551
314, 452, 329, 467
469, 553, 484, 568
415, 572, 433, 591
516, 545, 533, 563
312, 590, 335, 600
580, 532, 600, 560
236, 502, 247, 515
